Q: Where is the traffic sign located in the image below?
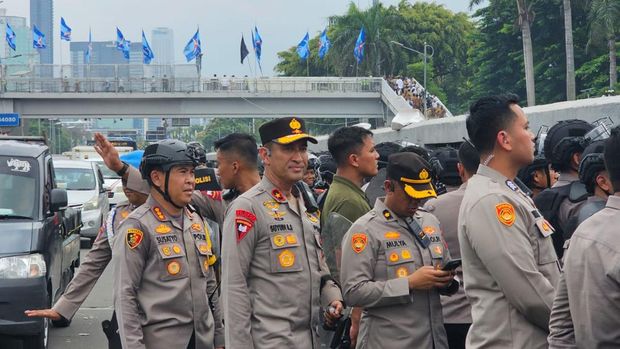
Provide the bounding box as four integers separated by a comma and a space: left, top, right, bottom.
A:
0, 113, 20, 127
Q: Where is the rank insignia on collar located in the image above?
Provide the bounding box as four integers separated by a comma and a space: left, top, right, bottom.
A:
155, 224, 171, 234
505, 180, 519, 192
495, 202, 516, 226
126, 228, 143, 249
152, 207, 166, 221
263, 200, 280, 210
351, 233, 368, 253
383, 210, 393, 220
271, 189, 286, 203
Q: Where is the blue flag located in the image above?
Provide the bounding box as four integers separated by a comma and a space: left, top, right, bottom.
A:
319, 29, 330, 59
142, 30, 154, 64
183, 29, 201, 62
5, 23, 16, 51
252, 26, 262, 61
116, 28, 131, 60
60, 17, 71, 41
353, 27, 366, 64
85, 29, 92, 63
297, 32, 310, 61
33, 25, 46, 49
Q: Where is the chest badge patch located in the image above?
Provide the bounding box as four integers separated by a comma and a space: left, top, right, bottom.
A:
269, 210, 286, 221
278, 249, 295, 268
155, 224, 171, 234
273, 234, 286, 247
167, 260, 181, 275
384, 231, 400, 239
423, 226, 436, 235
396, 266, 409, 278
351, 233, 368, 254
191, 223, 202, 232
495, 202, 516, 227
126, 229, 143, 249
306, 211, 319, 223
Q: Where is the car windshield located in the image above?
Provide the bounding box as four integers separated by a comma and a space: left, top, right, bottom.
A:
96, 161, 120, 179
0, 157, 38, 219
56, 167, 96, 190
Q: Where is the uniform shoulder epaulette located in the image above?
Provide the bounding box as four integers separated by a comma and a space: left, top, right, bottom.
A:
130, 204, 150, 219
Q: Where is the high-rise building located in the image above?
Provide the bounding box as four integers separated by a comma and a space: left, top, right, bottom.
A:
30, 0, 53, 65
69, 41, 141, 78
151, 27, 174, 77
0, 9, 41, 75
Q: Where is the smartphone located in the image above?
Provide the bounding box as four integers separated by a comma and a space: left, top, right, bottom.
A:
441, 259, 462, 271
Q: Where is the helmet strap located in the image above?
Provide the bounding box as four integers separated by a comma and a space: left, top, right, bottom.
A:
153, 168, 185, 210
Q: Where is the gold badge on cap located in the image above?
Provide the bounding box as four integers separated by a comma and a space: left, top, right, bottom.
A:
419, 169, 429, 180
289, 118, 302, 134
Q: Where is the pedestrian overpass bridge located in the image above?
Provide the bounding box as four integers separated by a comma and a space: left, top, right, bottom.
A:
0, 65, 422, 122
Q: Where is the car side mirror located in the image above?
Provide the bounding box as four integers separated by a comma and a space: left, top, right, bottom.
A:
50, 188, 68, 212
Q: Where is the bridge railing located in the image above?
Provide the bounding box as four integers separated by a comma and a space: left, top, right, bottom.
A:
0, 64, 382, 94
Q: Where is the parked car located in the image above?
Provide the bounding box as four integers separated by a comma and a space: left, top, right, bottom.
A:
88, 158, 127, 208
0, 136, 81, 349
53, 159, 109, 247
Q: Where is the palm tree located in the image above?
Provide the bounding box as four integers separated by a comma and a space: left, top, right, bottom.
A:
470, 0, 537, 106
563, 0, 576, 100
585, 0, 619, 89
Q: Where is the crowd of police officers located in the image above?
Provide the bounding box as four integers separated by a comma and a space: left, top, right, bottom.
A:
24, 93, 620, 349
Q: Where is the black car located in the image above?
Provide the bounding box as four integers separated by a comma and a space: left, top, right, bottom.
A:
0, 136, 81, 348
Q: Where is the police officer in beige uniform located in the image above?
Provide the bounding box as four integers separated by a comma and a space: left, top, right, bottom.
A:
423, 141, 479, 349
221, 117, 343, 349
24, 177, 149, 323
114, 140, 224, 349
458, 94, 561, 349
340, 152, 458, 349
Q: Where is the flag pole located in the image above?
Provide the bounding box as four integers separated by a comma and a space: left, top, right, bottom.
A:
306, 56, 309, 77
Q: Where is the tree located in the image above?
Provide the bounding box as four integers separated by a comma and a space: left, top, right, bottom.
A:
585, 0, 619, 88
564, 0, 576, 100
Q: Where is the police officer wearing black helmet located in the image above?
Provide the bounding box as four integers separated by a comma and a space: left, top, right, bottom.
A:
113, 139, 224, 349
534, 119, 593, 258
563, 140, 612, 241
516, 136, 558, 199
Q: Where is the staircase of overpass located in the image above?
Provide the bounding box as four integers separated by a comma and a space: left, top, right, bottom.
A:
0, 64, 422, 121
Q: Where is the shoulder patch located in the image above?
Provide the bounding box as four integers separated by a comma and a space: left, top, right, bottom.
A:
495, 202, 516, 227
235, 218, 253, 243
126, 228, 144, 249
236, 209, 257, 223
351, 233, 368, 253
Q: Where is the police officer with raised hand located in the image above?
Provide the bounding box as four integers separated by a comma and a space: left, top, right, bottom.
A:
548, 126, 620, 348
221, 117, 343, 349
340, 152, 457, 349
113, 140, 224, 349
24, 177, 149, 325
458, 94, 560, 349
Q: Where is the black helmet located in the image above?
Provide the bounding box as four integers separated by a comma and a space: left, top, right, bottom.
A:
578, 140, 606, 194
140, 139, 200, 209
430, 147, 461, 187
517, 157, 549, 189
543, 119, 593, 171
140, 139, 200, 179
187, 141, 207, 164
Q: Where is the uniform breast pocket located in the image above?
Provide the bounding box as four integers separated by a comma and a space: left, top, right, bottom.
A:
156, 243, 189, 281
385, 248, 416, 279
268, 232, 303, 273
536, 236, 558, 265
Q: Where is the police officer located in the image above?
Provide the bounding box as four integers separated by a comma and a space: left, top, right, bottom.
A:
221, 117, 343, 348
113, 140, 224, 349
459, 94, 561, 349
516, 150, 557, 199
423, 141, 479, 349
340, 152, 458, 349
548, 126, 620, 347
563, 139, 612, 239
24, 177, 149, 324
534, 119, 593, 257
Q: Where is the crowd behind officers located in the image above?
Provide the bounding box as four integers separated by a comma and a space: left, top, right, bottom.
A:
22, 94, 620, 348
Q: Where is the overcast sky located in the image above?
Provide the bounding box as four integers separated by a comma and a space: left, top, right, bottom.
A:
1, 0, 474, 76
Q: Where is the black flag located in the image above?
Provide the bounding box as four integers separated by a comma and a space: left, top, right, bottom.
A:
240, 35, 249, 64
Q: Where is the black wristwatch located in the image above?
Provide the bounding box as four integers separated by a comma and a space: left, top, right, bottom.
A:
116, 162, 129, 177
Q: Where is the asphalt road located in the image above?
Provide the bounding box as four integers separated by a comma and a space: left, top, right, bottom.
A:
47, 246, 114, 349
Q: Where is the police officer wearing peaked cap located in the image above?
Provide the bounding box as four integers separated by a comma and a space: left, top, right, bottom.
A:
221, 117, 343, 349
113, 139, 224, 349
340, 152, 458, 349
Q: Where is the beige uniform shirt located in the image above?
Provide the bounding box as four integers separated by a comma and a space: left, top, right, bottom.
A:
341, 198, 456, 349
458, 165, 561, 349
548, 195, 620, 348
53, 202, 134, 319
424, 182, 472, 324
113, 196, 224, 349
221, 176, 342, 349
